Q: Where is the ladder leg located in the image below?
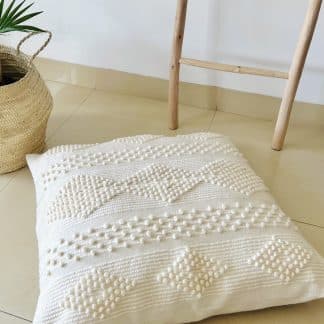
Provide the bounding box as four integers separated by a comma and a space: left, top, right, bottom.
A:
272, 0, 322, 151
168, 0, 188, 130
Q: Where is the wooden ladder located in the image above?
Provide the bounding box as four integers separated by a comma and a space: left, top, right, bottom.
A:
168, 0, 322, 151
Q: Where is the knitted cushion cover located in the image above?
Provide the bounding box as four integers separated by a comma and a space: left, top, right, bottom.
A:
27, 133, 324, 324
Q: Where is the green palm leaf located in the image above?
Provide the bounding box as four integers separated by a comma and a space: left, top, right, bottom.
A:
0, 0, 43, 34
0, 1, 5, 17
11, 3, 34, 22
6, 0, 26, 21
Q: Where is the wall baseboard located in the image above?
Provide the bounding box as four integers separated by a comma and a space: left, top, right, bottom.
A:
35, 57, 324, 126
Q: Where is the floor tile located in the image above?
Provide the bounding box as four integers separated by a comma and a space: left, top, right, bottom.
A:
36, 58, 97, 89
210, 111, 324, 227
48, 90, 214, 147
0, 173, 14, 192
175, 106, 216, 134
0, 168, 38, 320
45, 81, 93, 139
296, 222, 324, 256
199, 299, 324, 324
0, 312, 30, 323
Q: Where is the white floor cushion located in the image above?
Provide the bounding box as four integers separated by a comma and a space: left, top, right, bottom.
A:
27, 133, 324, 324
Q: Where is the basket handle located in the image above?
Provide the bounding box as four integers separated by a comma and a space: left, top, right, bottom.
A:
17, 31, 52, 64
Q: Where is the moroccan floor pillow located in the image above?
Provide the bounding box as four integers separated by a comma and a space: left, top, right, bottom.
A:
27, 133, 324, 323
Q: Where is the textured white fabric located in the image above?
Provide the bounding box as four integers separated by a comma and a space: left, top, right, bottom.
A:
27, 133, 324, 324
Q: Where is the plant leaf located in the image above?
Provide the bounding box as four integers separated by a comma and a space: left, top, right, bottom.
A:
0, 0, 4, 18
0, 0, 16, 27
12, 11, 42, 25
0, 26, 21, 33
0, 1, 43, 34
0, 25, 42, 33
6, 0, 26, 21
1, 0, 16, 19
11, 2, 33, 22
1, 0, 16, 26
13, 24, 44, 32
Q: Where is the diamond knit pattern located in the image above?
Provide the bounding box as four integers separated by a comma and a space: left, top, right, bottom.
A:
62, 268, 136, 320
247, 237, 313, 283
157, 248, 228, 298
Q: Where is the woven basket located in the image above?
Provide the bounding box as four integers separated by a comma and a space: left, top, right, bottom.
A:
0, 32, 53, 174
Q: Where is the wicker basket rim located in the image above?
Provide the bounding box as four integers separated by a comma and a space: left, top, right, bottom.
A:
0, 45, 36, 92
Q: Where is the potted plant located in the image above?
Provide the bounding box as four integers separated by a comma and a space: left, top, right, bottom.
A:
0, 0, 44, 84
0, 0, 53, 174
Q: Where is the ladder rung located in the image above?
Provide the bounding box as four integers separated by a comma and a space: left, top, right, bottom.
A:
180, 58, 289, 79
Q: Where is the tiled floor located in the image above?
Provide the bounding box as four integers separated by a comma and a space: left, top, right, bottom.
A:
0, 80, 323, 323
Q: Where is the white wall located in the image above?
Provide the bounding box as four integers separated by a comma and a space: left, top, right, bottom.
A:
4, 0, 324, 104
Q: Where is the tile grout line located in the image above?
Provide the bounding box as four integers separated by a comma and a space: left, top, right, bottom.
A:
0, 309, 32, 323
294, 219, 324, 230
0, 173, 19, 194
47, 87, 96, 142
44, 78, 95, 91
45, 77, 218, 114
207, 109, 217, 131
